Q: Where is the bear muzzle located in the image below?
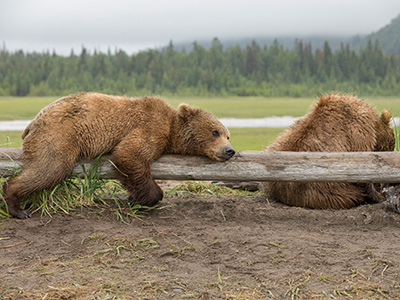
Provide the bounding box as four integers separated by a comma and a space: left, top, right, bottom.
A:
225, 145, 236, 158
216, 145, 236, 161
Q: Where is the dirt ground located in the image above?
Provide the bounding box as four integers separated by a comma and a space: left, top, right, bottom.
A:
1, 191, 400, 300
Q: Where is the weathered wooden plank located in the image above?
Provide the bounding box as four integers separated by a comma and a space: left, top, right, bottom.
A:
0, 148, 22, 161
1, 148, 400, 183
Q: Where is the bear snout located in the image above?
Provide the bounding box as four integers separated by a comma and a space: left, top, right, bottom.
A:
223, 145, 236, 160
212, 144, 236, 161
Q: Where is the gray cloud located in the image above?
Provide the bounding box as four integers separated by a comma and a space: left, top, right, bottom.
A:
1, 0, 399, 54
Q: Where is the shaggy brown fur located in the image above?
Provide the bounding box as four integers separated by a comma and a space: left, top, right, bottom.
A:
2, 92, 235, 218
261, 94, 395, 209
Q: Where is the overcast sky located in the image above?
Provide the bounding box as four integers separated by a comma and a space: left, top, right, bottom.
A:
1, 0, 400, 55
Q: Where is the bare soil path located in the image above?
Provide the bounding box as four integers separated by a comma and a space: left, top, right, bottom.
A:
1, 194, 400, 299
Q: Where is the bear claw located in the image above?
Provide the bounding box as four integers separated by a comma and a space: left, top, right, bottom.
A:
14, 209, 31, 219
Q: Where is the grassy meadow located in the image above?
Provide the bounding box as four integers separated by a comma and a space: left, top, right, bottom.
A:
1, 95, 400, 150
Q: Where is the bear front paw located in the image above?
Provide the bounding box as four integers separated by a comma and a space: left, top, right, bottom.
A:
128, 184, 164, 207
12, 209, 31, 219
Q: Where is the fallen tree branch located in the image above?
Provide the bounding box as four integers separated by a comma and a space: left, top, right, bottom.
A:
1, 148, 400, 183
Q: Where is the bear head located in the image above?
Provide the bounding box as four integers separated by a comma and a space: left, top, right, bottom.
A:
177, 103, 235, 161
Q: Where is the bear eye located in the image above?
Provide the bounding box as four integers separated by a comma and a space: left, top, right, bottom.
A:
212, 130, 220, 137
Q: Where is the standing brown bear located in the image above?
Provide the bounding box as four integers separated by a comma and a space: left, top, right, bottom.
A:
2, 92, 235, 218
261, 94, 395, 209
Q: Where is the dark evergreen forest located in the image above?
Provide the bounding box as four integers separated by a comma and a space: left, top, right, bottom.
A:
1, 38, 399, 97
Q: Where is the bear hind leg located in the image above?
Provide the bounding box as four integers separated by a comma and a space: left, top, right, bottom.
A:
2, 159, 77, 218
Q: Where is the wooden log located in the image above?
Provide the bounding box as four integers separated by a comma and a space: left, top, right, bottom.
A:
1, 148, 400, 183
0, 148, 21, 161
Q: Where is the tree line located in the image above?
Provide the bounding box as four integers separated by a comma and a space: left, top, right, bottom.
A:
1, 38, 399, 97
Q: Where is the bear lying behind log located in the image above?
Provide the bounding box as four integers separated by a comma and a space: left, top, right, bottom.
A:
2, 92, 235, 218
261, 94, 395, 209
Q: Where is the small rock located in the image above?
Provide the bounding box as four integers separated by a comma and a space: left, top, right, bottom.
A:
173, 288, 183, 294
383, 185, 400, 213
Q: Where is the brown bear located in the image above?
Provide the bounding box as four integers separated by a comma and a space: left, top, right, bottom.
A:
2, 92, 235, 218
261, 93, 395, 209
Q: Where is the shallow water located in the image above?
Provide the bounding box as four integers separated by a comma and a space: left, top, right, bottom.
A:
0, 116, 300, 131
1, 116, 398, 131
0, 120, 31, 131
220, 116, 299, 128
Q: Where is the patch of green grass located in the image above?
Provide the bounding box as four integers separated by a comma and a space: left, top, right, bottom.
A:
0, 156, 156, 221
0, 96, 56, 120
1, 95, 399, 120
368, 97, 400, 119
0, 95, 315, 120
25, 157, 111, 217
393, 120, 400, 151
0, 131, 22, 148
229, 127, 284, 151
166, 97, 315, 118
168, 96, 400, 118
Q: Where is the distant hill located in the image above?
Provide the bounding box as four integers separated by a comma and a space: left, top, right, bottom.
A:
353, 14, 400, 55
171, 15, 400, 55
173, 35, 353, 52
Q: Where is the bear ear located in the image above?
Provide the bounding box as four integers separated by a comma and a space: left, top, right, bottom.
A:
178, 103, 197, 121
380, 110, 392, 125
